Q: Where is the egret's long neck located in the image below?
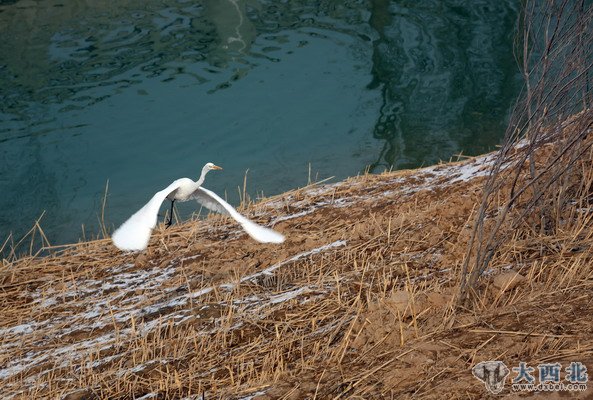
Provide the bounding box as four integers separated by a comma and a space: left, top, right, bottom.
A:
196, 166, 210, 187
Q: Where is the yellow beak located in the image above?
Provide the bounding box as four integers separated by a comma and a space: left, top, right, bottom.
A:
211, 165, 223, 170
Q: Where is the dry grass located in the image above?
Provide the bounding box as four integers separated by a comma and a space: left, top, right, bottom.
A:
1, 131, 593, 399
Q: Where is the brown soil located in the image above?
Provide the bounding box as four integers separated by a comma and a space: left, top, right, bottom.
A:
1, 151, 592, 399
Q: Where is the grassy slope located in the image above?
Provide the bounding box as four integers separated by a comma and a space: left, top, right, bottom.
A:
1, 142, 593, 399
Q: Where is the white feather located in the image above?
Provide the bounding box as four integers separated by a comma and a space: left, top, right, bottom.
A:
112, 181, 183, 251
192, 187, 285, 244
111, 164, 285, 251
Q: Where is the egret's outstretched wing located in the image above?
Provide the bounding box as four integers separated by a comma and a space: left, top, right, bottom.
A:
192, 187, 285, 244
112, 180, 183, 251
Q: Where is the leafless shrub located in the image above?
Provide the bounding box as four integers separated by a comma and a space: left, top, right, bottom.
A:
460, 0, 593, 298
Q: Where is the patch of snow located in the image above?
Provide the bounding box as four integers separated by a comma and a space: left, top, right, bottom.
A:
481, 263, 515, 276
237, 390, 267, 400
136, 393, 161, 399
268, 287, 307, 305
425, 154, 495, 184
0, 323, 34, 336
180, 253, 202, 262
237, 240, 347, 287
271, 209, 314, 223
179, 394, 206, 400
0, 354, 50, 381
39, 297, 58, 308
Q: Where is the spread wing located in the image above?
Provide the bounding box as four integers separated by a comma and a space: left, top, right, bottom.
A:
192, 187, 285, 244
112, 180, 183, 251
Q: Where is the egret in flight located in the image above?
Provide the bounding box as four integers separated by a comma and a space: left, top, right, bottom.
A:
112, 163, 285, 251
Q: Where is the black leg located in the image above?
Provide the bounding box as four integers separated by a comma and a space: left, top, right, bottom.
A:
166, 199, 175, 228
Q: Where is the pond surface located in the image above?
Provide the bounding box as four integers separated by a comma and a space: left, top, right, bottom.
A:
0, 0, 521, 247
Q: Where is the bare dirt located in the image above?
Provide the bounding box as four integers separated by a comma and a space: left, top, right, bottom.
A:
1, 151, 592, 399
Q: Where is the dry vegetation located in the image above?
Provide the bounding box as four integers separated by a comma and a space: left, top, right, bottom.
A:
2, 1, 593, 399
1, 132, 593, 399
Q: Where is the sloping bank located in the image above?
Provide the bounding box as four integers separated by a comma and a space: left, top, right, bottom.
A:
2, 129, 593, 399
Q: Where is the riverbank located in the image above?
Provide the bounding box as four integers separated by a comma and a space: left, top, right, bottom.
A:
2, 119, 593, 398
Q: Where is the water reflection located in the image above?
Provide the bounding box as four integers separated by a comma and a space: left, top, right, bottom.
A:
0, 133, 61, 246
204, 0, 255, 55
0, 0, 521, 248
367, 0, 521, 171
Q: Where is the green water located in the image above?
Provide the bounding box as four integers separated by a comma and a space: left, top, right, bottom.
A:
0, 0, 521, 247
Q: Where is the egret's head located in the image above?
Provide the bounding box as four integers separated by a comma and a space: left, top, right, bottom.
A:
205, 162, 223, 171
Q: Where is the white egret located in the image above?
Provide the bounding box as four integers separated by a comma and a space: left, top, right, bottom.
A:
112, 163, 285, 251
